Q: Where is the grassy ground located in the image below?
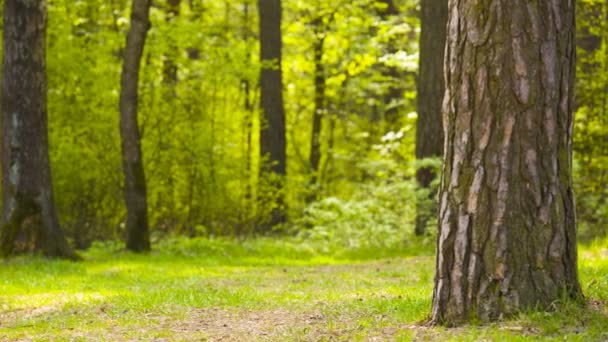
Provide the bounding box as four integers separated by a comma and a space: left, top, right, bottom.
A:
1, 237, 607, 341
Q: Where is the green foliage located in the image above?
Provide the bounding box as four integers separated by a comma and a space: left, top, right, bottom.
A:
47, 0, 126, 247
575, 0, 608, 240
295, 192, 413, 252
1, 1, 607, 338
290, 125, 441, 255
28, 0, 425, 243
1, 0, 606, 246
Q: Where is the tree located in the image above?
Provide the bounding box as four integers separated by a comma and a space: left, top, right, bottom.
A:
308, 14, 326, 202
376, 0, 404, 128
241, 0, 255, 232
432, 0, 581, 324
414, 0, 447, 236
120, 0, 152, 252
259, 0, 287, 228
163, 0, 181, 88
0, 0, 78, 259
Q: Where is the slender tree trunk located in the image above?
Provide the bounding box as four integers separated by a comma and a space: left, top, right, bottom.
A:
241, 0, 255, 233
163, 0, 180, 88
308, 18, 326, 202
320, 112, 336, 196
432, 0, 581, 324
378, 0, 398, 15
414, 0, 448, 236
0, 0, 78, 259
158, 0, 181, 229
377, 0, 403, 128
259, 0, 287, 229
120, 0, 152, 252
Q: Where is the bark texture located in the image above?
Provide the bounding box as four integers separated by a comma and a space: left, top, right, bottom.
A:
258, 0, 287, 229
415, 0, 448, 236
432, 0, 581, 324
120, 0, 151, 252
0, 0, 78, 259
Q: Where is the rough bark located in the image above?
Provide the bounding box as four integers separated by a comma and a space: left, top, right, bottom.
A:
414, 0, 448, 236
0, 0, 78, 259
432, 0, 582, 324
259, 0, 287, 228
120, 0, 151, 252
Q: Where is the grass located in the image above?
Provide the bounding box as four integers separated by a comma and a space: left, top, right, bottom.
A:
0, 237, 607, 341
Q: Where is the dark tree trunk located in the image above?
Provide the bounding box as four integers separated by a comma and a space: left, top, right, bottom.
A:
259, 0, 287, 228
432, 0, 581, 324
308, 17, 326, 202
163, 0, 180, 88
376, 0, 403, 128
120, 0, 151, 252
377, 0, 398, 15
241, 0, 255, 233
414, 0, 448, 236
0, 0, 78, 259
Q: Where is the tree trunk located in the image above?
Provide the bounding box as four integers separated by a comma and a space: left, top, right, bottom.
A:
163, 0, 180, 88
241, 0, 255, 233
258, 0, 287, 229
308, 17, 326, 202
120, 0, 151, 252
377, 0, 398, 16
431, 0, 581, 324
0, 0, 78, 259
377, 0, 403, 128
414, 0, 448, 236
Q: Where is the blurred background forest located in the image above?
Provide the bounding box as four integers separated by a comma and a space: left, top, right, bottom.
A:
0, 0, 606, 252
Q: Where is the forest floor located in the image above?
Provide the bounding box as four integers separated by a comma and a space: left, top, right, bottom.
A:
0, 237, 607, 341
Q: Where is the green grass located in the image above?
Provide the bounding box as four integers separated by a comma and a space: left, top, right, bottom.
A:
1, 237, 607, 341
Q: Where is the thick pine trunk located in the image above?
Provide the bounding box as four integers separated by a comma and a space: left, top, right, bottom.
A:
0, 0, 78, 259
414, 0, 448, 236
432, 0, 581, 324
259, 0, 287, 228
120, 0, 151, 252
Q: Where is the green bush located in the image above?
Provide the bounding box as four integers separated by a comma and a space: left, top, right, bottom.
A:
293, 154, 441, 254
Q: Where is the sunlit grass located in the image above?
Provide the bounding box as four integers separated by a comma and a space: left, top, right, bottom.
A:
0, 237, 606, 341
